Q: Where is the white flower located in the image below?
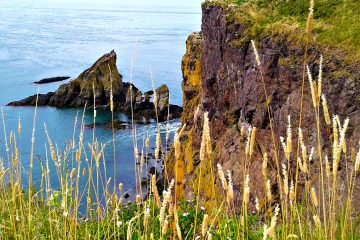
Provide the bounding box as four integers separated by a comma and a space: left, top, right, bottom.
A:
200, 206, 205, 211
183, 212, 189, 217
116, 221, 123, 228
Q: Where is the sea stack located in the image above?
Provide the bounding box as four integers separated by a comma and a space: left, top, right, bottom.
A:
7, 50, 182, 122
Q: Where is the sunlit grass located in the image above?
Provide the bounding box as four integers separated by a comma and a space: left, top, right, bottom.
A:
0, 0, 360, 239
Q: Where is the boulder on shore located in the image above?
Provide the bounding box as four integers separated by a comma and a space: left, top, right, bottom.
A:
7, 50, 182, 122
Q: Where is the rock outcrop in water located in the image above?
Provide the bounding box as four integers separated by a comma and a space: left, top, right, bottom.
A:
167, 2, 360, 210
34, 76, 70, 84
7, 50, 182, 122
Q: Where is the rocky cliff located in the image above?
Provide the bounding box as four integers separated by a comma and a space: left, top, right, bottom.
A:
168, 2, 360, 210
7, 50, 182, 122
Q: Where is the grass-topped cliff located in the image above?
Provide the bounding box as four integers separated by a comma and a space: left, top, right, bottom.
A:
204, 0, 360, 58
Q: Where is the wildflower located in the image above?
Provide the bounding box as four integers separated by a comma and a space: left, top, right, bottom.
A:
183, 212, 189, 217
200, 206, 205, 211
116, 221, 122, 228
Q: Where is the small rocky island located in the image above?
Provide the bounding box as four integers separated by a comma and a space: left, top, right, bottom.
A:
7, 50, 182, 123
34, 76, 71, 84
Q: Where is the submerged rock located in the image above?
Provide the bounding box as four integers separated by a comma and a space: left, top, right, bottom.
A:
7, 50, 182, 122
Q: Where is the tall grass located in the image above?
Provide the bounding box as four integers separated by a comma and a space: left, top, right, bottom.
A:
0, 55, 359, 239
0, 2, 360, 240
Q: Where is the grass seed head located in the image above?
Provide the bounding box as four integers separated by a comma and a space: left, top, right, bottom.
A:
202, 214, 209, 236
311, 187, 319, 208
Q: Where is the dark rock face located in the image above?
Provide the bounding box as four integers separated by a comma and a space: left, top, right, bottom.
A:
167, 3, 360, 210
34, 76, 70, 84
7, 50, 182, 122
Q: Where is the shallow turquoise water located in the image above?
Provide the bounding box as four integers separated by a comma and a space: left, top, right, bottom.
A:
0, 0, 201, 201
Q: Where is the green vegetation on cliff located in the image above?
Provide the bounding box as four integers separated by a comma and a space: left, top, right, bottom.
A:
204, 0, 360, 55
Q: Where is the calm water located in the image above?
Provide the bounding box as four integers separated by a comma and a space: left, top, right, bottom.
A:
0, 0, 201, 201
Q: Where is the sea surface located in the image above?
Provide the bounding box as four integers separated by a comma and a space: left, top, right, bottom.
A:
0, 0, 202, 203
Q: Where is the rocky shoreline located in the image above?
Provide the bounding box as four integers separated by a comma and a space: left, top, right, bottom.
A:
8, 50, 182, 124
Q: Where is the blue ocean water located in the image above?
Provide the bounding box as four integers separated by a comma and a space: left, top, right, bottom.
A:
0, 0, 201, 201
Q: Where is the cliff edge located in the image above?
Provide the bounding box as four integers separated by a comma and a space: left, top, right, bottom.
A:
168, 1, 360, 211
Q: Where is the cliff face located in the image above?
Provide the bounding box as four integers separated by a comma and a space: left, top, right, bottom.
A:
170, 3, 360, 210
